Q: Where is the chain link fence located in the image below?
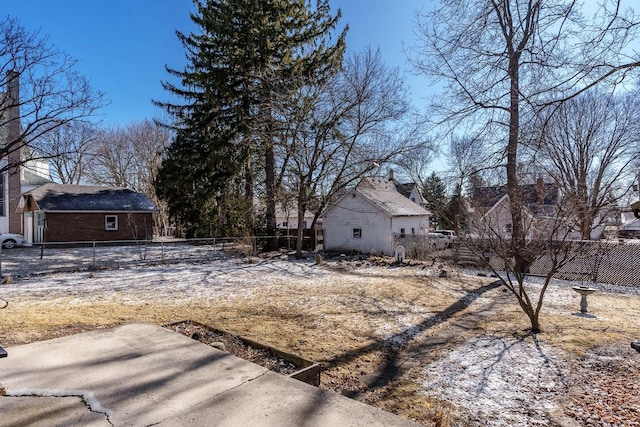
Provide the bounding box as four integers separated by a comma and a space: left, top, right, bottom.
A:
0, 235, 317, 278
528, 240, 640, 286
453, 239, 640, 287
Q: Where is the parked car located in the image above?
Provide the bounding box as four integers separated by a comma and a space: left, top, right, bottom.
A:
428, 232, 449, 251
432, 230, 458, 248
0, 233, 25, 249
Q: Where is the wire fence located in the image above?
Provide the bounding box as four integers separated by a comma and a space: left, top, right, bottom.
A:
453, 239, 640, 287
528, 240, 640, 286
4, 235, 639, 288
0, 235, 316, 278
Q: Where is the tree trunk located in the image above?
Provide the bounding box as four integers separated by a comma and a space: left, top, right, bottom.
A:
265, 141, 278, 251
506, 57, 528, 276
528, 313, 541, 334
245, 154, 254, 231
295, 181, 307, 258
295, 206, 304, 258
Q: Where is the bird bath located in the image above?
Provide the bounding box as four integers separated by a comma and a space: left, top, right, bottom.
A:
572, 286, 597, 314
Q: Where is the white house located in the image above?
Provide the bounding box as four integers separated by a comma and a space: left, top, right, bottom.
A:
1, 72, 53, 236
388, 169, 426, 208
471, 179, 561, 240
322, 177, 431, 256
275, 204, 315, 230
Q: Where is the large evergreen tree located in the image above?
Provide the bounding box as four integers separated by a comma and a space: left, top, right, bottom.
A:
155, 0, 346, 239
421, 172, 448, 230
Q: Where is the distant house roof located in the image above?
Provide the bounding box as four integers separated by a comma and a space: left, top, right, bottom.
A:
22, 168, 53, 186
473, 181, 559, 208
393, 182, 416, 199
23, 183, 157, 212
355, 177, 430, 217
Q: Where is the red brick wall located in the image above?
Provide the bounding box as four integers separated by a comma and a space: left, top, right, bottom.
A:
44, 212, 154, 242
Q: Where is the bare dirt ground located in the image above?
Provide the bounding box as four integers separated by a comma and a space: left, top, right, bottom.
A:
1, 251, 639, 426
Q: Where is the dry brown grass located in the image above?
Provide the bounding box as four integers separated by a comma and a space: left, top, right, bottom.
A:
1, 260, 639, 426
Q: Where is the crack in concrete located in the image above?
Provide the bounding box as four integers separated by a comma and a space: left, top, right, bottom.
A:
141, 371, 270, 427
6, 389, 114, 426
203, 370, 270, 402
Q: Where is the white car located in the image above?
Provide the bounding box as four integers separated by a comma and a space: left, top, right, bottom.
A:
433, 229, 457, 239
433, 229, 458, 247
0, 233, 25, 249
428, 233, 449, 250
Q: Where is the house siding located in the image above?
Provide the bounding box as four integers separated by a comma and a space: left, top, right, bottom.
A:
42, 212, 154, 242
391, 216, 429, 237
323, 192, 394, 255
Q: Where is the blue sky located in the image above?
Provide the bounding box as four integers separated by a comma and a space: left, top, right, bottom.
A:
3, 0, 430, 127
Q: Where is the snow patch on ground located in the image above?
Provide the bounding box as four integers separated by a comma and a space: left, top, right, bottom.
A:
420, 334, 568, 426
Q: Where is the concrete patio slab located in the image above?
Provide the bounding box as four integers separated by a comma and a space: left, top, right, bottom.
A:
0, 322, 420, 426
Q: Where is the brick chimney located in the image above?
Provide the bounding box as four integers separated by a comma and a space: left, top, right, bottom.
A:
6, 70, 22, 233
388, 169, 394, 182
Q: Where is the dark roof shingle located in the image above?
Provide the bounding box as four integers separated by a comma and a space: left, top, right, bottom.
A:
27, 183, 157, 212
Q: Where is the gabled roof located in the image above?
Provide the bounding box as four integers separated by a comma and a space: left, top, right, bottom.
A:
473, 182, 559, 207
355, 177, 430, 217
24, 183, 157, 212
393, 182, 415, 198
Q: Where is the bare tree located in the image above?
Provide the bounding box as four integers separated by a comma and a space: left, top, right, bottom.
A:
394, 142, 437, 195
88, 126, 134, 188
89, 119, 172, 235
414, 0, 640, 332
276, 48, 417, 257
446, 135, 502, 192
0, 16, 105, 171
30, 121, 98, 184
529, 90, 639, 240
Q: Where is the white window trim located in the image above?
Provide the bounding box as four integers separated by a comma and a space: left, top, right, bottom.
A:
105, 215, 118, 231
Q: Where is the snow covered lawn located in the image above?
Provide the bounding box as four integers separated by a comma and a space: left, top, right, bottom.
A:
1, 252, 638, 426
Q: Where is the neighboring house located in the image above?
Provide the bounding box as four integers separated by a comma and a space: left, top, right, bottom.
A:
1, 71, 56, 235
619, 202, 640, 238
631, 201, 640, 219
619, 219, 640, 239
471, 178, 560, 240
275, 204, 315, 230
18, 183, 157, 243
388, 169, 427, 208
322, 177, 431, 256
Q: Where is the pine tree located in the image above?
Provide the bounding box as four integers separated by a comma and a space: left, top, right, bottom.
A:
422, 172, 448, 230
155, 0, 346, 239
445, 184, 469, 233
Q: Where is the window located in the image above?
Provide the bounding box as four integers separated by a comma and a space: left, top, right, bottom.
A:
303, 221, 308, 229
505, 223, 512, 233
411, 227, 416, 235
105, 215, 118, 231
400, 228, 406, 238
353, 228, 362, 238
282, 221, 288, 228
